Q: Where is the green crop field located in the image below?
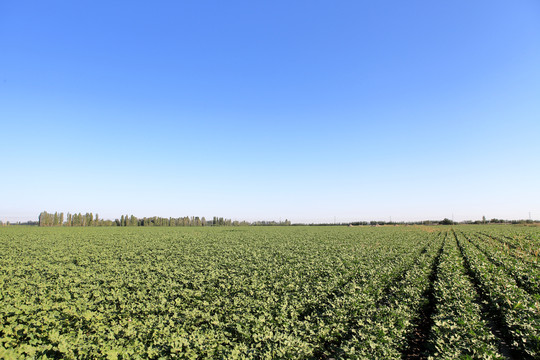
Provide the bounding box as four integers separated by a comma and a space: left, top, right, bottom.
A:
1, 226, 539, 359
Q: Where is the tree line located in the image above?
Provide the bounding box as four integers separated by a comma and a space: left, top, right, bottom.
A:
39, 212, 110, 227
38, 211, 292, 227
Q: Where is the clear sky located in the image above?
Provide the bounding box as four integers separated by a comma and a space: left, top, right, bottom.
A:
1, 1, 539, 223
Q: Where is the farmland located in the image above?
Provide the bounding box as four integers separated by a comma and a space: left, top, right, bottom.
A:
0, 226, 538, 359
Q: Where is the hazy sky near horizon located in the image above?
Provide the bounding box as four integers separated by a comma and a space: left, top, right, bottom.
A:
1, 1, 540, 223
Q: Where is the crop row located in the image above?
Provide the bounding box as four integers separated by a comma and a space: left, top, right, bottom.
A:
427, 232, 502, 359
477, 228, 540, 260
455, 230, 540, 358
473, 231, 540, 270
464, 232, 540, 295
335, 230, 444, 358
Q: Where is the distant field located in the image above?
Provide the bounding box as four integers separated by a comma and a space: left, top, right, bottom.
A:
1, 226, 538, 359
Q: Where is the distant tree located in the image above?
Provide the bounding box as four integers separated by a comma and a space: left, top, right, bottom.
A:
439, 218, 454, 225
39, 211, 54, 226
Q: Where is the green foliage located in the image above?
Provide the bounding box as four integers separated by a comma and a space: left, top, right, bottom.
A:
456, 230, 540, 358
0, 226, 538, 358
427, 233, 502, 359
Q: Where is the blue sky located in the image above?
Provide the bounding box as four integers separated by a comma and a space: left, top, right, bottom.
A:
1, 1, 539, 223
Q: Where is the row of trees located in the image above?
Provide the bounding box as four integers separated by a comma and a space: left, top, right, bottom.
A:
38, 212, 291, 227
21, 213, 540, 227
117, 215, 209, 227
38, 212, 115, 227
